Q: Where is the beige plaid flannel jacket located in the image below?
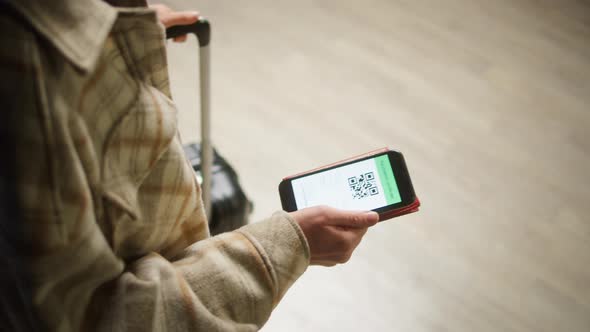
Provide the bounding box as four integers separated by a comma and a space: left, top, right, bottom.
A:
0, 0, 309, 331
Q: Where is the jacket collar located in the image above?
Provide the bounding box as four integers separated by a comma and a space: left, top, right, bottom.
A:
7, 0, 118, 72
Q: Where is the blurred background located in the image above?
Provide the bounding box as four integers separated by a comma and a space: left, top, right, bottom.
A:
163, 0, 590, 331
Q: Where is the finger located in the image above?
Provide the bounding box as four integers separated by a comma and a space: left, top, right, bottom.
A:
149, 4, 170, 12
311, 253, 348, 266
349, 226, 369, 237
311, 260, 338, 267
161, 11, 200, 28
339, 227, 368, 248
331, 225, 368, 236
173, 35, 188, 43
327, 210, 379, 228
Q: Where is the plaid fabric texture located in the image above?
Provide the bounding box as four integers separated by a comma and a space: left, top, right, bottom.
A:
0, 1, 309, 331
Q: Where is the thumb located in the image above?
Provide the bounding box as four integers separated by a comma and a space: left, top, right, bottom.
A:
329, 210, 379, 228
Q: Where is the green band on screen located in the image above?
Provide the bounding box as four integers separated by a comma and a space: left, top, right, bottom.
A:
375, 155, 402, 205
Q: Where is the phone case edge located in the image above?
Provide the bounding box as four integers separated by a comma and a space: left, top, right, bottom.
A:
378, 197, 421, 221
282, 147, 391, 180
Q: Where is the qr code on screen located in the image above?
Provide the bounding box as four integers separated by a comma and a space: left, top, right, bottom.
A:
348, 172, 379, 199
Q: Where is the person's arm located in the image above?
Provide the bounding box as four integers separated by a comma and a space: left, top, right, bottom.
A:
84, 208, 311, 331
79, 139, 378, 332
0, 9, 378, 332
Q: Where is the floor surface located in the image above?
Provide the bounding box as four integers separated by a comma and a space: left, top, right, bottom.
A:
163, 0, 590, 330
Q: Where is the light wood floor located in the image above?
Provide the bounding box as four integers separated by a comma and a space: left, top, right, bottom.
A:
163, 0, 590, 331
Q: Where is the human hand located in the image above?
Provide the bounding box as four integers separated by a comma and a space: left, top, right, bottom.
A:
289, 206, 379, 266
150, 4, 200, 42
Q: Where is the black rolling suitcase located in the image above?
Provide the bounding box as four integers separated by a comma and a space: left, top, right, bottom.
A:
166, 20, 252, 235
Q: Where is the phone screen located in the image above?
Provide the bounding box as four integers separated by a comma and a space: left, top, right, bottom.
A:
291, 155, 402, 211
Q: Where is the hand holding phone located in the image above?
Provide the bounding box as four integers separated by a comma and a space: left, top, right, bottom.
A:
279, 148, 420, 221
289, 206, 379, 266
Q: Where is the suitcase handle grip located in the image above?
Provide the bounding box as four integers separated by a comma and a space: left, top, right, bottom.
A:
165, 19, 211, 47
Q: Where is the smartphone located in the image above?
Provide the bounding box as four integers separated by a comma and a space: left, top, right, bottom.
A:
278, 148, 420, 221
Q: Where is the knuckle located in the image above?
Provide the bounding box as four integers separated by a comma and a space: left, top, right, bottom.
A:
335, 237, 350, 251
345, 249, 354, 260
334, 233, 351, 246
350, 214, 363, 226
337, 238, 354, 255
316, 206, 330, 221
359, 227, 369, 237
339, 251, 353, 263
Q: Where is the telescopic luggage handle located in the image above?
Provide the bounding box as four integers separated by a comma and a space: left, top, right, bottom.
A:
166, 19, 211, 46
166, 20, 213, 216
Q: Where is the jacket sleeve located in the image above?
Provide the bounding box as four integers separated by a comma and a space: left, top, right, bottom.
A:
86, 213, 310, 332
0, 12, 309, 332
